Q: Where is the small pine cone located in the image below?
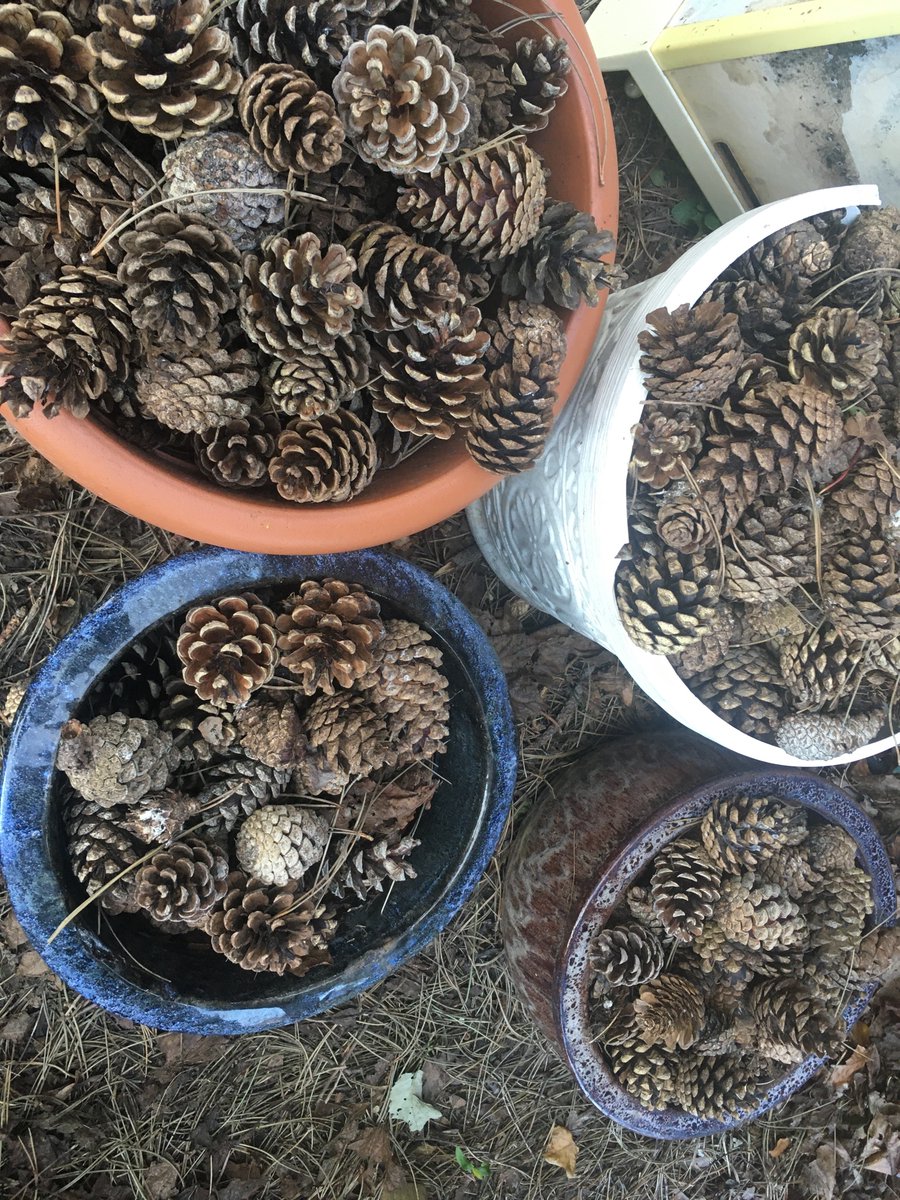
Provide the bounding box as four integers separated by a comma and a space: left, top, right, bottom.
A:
208, 871, 336, 976
117, 788, 212, 845
831, 457, 900, 534
633, 973, 706, 1051
299, 691, 393, 794
507, 34, 569, 132
345, 763, 438, 837
674, 1053, 761, 1120
723, 496, 814, 604
65, 791, 140, 915
589, 925, 665, 987
638, 301, 742, 407
630, 408, 703, 487
788, 307, 883, 401
688, 645, 787, 737
328, 832, 419, 901
194, 409, 280, 488
836, 207, 900, 305
616, 543, 720, 656
704, 873, 807, 954
162, 131, 284, 254
347, 221, 460, 333
497, 200, 615, 309
196, 756, 290, 833
605, 1031, 678, 1111
655, 492, 724, 555
1, 265, 133, 419
267, 335, 370, 419
755, 843, 820, 900
267, 409, 377, 503
430, 8, 513, 141
133, 837, 228, 927
823, 536, 900, 639
380, 660, 449, 766
89, 0, 239, 138
747, 978, 839, 1065
650, 838, 722, 941
241, 232, 362, 358
779, 625, 868, 710
622, 884, 668, 938
807, 866, 873, 958
275, 578, 384, 695
235, 698, 308, 770
239, 63, 344, 175
776, 710, 883, 759
703, 279, 791, 352
136, 345, 258, 436
356, 618, 442, 702
57, 713, 181, 809
805, 823, 858, 873
176, 593, 278, 707
673, 606, 738, 676
483, 298, 567, 376
235, 803, 331, 886
117, 212, 242, 348
372, 304, 489, 439
729, 354, 780, 400
700, 794, 807, 874
397, 139, 546, 262
224, 0, 351, 78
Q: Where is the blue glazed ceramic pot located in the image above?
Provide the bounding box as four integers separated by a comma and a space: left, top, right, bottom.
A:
0, 548, 516, 1035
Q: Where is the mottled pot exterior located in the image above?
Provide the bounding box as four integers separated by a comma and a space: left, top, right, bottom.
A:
0, 548, 516, 1034
502, 733, 896, 1138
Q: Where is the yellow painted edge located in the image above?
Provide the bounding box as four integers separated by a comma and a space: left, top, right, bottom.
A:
652, 0, 900, 71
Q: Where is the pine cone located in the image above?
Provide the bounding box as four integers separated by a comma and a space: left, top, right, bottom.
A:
788, 307, 882, 402
747, 978, 839, 1065
356, 618, 443, 703
208, 871, 336, 975
831, 456, 900, 533
824, 536, 900, 639
241, 232, 362, 358
622, 884, 668, 938
776, 711, 883, 759
397, 139, 546, 262
674, 1054, 761, 1120
235, 697, 308, 770
739, 598, 806, 644
267, 409, 377, 502
195, 756, 289, 833
372, 304, 489, 439
275, 578, 384, 695
630, 409, 703, 487
755, 843, 819, 899
0, 4, 97, 166
283, 145, 395, 240
703, 279, 791, 352
345, 763, 437, 837
616, 543, 720, 655
835, 207, 900, 306
194, 409, 280, 488
133, 837, 228, 927
507, 34, 569, 132
589, 925, 665, 987
728, 219, 833, 292
328, 832, 418, 901
35, 0, 100, 35
159, 676, 239, 762
267, 335, 370, 419
57, 713, 181, 809
239, 62, 344, 175
176, 593, 278, 707
380, 660, 449, 765
851, 925, 900, 986
430, 7, 512, 140
117, 211, 242, 348
497, 200, 615, 309
672, 606, 737, 676
688, 645, 787, 737
807, 865, 873, 957
95, 634, 176, 717
638, 301, 742, 407
163, 131, 284, 254
805, 823, 859, 873
235, 803, 330, 886
605, 1030, 678, 1111
633, 973, 706, 1051
700, 794, 807, 874
117, 788, 211, 845
347, 221, 459, 333
703, 873, 807, 955
299, 691, 393, 794
649, 837, 722, 941
654, 492, 724, 555
64, 791, 140, 915
136, 345, 258, 435
224, 0, 351, 78
780, 625, 868, 710
1, 265, 133, 419
723, 495, 814, 604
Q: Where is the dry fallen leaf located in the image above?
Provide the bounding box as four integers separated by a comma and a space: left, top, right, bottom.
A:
862, 1114, 900, 1176
803, 1143, 837, 1200
17, 950, 49, 977
829, 1044, 870, 1088
143, 1160, 179, 1200
388, 1071, 444, 1133
544, 1124, 578, 1179
769, 1137, 791, 1159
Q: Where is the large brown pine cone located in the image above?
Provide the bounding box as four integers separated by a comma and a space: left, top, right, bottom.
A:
241, 232, 363, 357
195, 755, 290, 833
830, 457, 900, 533
649, 837, 722, 941
235, 803, 331, 886
630, 409, 703, 488
745, 978, 839, 1065
134, 836, 228, 927
807, 864, 873, 957
723, 495, 814, 603
327, 831, 419, 901
136, 344, 258, 435
267, 409, 377, 502
633, 973, 706, 1051
194, 409, 280, 488
589, 926, 665, 987
89, 0, 239, 138
275, 578, 384, 695
347, 221, 459, 333
787, 307, 882, 401
380, 660, 449, 763
299, 691, 393, 794
780, 625, 868, 710
397, 139, 546, 262
0, 4, 97, 166
703, 279, 791, 352
176, 593, 278, 707
356, 619, 443, 703
1, 265, 134, 418
57, 713, 181, 808
267, 335, 370, 419
638, 301, 742, 406
224, 0, 351, 78
64, 790, 140, 914
616, 542, 720, 655
700, 794, 806, 873
823, 536, 900, 638
208, 871, 336, 976
507, 34, 569, 132
498, 200, 615, 309
239, 62, 344, 175
429, 7, 512, 140
776, 711, 883, 759
236, 697, 308, 770
688, 645, 787, 737
674, 1053, 761, 1120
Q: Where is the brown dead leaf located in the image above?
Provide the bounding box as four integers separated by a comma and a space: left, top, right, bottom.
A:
156, 1032, 230, 1069
350, 1124, 405, 1190
17, 950, 49, 977
143, 1160, 179, 1200
769, 1137, 791, 1159
829, 1044, 870, 1088
803, 1143, 837, 1200
1, 912, 28, 949
544, 1124, 578, 1179
383, 1185, 424, 1200
862, 1114, 900, 1176
0, 1013, 33, 1044
844, 411, 892, 449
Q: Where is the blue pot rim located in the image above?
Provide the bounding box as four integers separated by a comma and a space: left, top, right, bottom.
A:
0, 547, 516, 1034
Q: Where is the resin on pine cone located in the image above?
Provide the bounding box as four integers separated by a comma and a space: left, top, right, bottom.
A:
136, 344, 258, 435
649, 837, 722, 941
589, 925, 665, 988
267, 409, 377, 503
176, 593, 278, 707
133, 836, 228, 927
235, 803, 331, 887
498, 200, 615, 309
638, 300, 742, 407
275, 578, 384, 695
57, 712, 181, 808
347, 221, 460, 333
239, 62, 344, 175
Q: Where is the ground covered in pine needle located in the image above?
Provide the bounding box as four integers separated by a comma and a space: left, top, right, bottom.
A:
0, 77, 898, 1200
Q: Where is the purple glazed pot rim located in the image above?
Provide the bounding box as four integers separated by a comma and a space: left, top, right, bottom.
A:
557, 769, 897, 1140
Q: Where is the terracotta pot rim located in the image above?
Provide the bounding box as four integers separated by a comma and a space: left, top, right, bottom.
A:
557, 769, 897, 1139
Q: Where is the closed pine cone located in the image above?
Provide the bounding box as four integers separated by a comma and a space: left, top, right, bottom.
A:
746, 978, 839, 1064
236, 697, 308, 770
776, 711, 883, 759
236, 804, 331, 887
638, 300, 742, 406
779, 625, 868, 710
136, 344, 257, 435
327, 832, 419, 901
380, 660, 449, 764
467, 351, 561, 475
57, 713, 181, 808
633, 973, 706, 1050
622, 884, 668, 938
807, 865, 873, 957
356, 619, 443, 703
397, 139, 546, 262
89, 0, 239, 139
589, 925, 665, 987
727, 219, 833, 292
674, 1053, 760, 1120
267, 335, 370, 419
196, 756, 290, 834
239, 63, 344, 175
299, 691, 393, 794
805, 823, 858, 873
65, 791, 140, 914
483, 298, 567, 377
630, 409, 703, 487
835, 207, 900, 305
507, 34, 569, 132
649, 837, 722, 941
851, 925, 900, 986
275, 578, 384, 695
267, 409, 377, 503
688, 645, 787, 737
700, 794, 807, 874
701, 873, 807, 957
159, 675, 239, 762
673, 606, 737, 676
498, 200, 615, 309
831, 457, 900, 533
176, 593, 278, 707
723, 495, 814, 604
333, 24, 470, 174
194, 409, 280, 488
0, 4, 97, 166
347, 221, 460, 333
208, 871, 336, 976
224, 0, 350, 77
1, 265, 134, 419
605, 1030, 678, 1111
755, 842, 820, 900
134, 837, 228, 927
788, 307, 882, 402
117, 212, 242, 348
823, 536, 900, 639
372, 304, 489, 439
655, 492, 724, 556
739, 598, 806, 644
616, 542, 720, 655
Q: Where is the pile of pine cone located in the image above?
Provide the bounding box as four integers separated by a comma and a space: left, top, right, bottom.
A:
618, 207, 900, 758
0, 0, 615, 493
56, 577, 450, 977
591, 791, 898, 1121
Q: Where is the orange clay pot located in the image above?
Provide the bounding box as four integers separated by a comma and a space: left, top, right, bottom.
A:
0, 0, 618, 553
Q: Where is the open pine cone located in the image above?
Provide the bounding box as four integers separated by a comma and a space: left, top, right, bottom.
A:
194, 410, 280, 488
590, 926, 665, 988
134, 836, 229, 927
616, 542, 720, 656
787, 306, 882, 401
507, 35, 570, 133
65, 791, 140, 915
275, 578, 384, 694
267, 409, 377, 503
57, 713, 181, 809
225, 0, 351, 78
498, 200, 615, 309
239, 62, 344, 175
633, 973, 706, 1051
649, 837, 722, 941
267, 335, 371, 419
700, 795, 807, 874
176, 593, 278, 707
347, 221, 460, 333
744, 978, 839, 1065
638, 300, 742, 406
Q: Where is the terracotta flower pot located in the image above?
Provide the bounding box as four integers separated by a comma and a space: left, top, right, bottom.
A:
502, 731, 896, 1139
0, 0, 618, 553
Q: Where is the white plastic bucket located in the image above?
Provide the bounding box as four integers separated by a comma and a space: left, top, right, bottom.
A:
468, 185, 897, 767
